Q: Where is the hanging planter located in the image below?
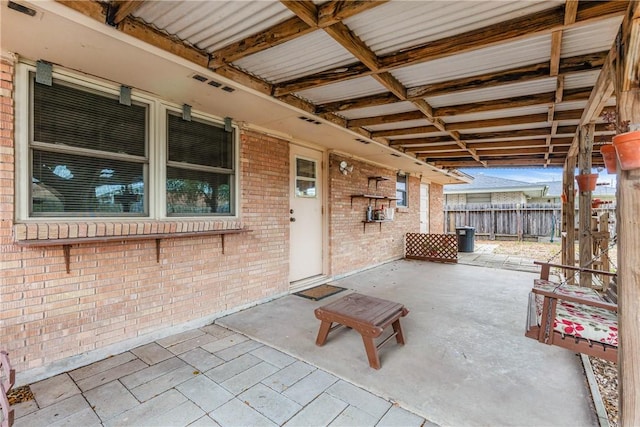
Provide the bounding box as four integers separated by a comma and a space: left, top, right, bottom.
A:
599, 144, 617, 174
613, 130, 640, 170
575, 173, 598, 192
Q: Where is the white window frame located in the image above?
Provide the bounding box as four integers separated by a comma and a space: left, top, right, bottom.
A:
14, 61, 239, 221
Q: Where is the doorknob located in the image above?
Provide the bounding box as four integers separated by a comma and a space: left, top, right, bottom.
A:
290, 217, 296, 222
290, 209, 294, 214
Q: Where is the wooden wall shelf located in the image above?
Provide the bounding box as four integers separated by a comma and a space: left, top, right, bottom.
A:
17, 228, 251, 273
361, 220, 392, 233
350, 194, 399, 207
367, 176, 391, 190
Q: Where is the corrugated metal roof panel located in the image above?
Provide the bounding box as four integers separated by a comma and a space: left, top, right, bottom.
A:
392, 34, 552, 87
345, 0, 561, 56
234, 31, 354, 84
564, 70, 600, 90
442, 106, 549, 122
426, 78, 557, 108
389, 131, 451, 140
459, 122, 550, 134
365, 120, 432, 132
295, 76, 387, 105
132, 1, 293, 52
338, 101, 418, 120
555, 101, 587, 112
562, 16, 623, 57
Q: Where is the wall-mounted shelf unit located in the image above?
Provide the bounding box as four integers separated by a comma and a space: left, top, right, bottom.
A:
350, 194, 399, 207
367, 176, 391, 190
361, 220, 393, 233
17, 228, 251, 273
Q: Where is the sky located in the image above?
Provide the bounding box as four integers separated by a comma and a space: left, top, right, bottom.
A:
459, 167, 617, 187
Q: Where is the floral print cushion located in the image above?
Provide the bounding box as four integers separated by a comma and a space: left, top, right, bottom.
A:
533, 282, 618, 347
533, 280, 604, 302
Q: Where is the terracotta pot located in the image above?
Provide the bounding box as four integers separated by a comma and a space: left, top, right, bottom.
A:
599, 144, 617, 174
575, 173, 598, 192
613, 130, 640, 170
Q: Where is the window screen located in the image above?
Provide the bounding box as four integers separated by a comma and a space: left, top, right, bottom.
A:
30, 77, 148, 216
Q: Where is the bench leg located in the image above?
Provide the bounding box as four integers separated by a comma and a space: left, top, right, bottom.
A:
392, 319, 405, 345
362, 335, 381, 369
315, 321, 333, 346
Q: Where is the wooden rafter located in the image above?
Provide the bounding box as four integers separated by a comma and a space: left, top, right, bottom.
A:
407, 51, 607, 100
273, 1, 626, 96
54, 0, 629, 170
433, 87, 591, 117
107, 0, 145, 26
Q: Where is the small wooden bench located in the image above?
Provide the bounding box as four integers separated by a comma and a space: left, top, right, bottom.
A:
314, 293, 409, 369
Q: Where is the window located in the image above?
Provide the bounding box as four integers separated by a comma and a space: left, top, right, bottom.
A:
396, 173, 407, 207
166, 112, 234, 215
18, 63, 237, 220
295, 157, 317, 198
30, 76, 148, 216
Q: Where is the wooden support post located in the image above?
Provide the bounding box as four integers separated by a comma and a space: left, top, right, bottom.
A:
562, 155, 577, 283
615, 3, 640, 424
578, 124, 594, 287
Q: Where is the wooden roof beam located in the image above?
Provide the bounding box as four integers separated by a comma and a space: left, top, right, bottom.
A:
211, 1, 387, 69
371, 126, 440, 138
107, 0, 145, 26
272, 2, 625, 97
378, 1, 627, 71
351, 108, 593, 131
434, 158, 553, 167
347, 111, 425, 128
433, 87, 591, 117
407, 51, 607, 99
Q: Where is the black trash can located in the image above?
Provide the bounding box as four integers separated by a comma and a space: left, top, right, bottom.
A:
456, 226, 475, 252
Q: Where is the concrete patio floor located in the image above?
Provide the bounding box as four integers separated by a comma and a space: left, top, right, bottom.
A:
218, 259, 599, 426
10, 257, 599, 426
12, 324, 427, 427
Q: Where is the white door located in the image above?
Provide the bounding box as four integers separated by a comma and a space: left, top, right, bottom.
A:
289, 145, 324, 283
420, 183, 429, 233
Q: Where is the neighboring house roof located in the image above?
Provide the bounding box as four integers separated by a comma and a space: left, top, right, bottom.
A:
538, 179, 617, 198
444, 174, 548, 197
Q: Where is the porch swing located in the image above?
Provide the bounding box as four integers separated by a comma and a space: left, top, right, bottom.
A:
524, 239, 618, 363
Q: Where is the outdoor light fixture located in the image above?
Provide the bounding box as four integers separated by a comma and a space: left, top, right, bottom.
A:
339, 161, 353, 175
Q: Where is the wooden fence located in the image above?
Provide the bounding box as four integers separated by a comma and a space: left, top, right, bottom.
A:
444, 203, 562, 241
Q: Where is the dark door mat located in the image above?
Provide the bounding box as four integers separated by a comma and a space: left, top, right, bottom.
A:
294, 284, 346, 301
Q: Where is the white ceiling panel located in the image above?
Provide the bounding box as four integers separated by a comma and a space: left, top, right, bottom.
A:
234, 31, 354, 84
345, 0, 561, 56
133, 1, 293, 52
426, 78, 557, 108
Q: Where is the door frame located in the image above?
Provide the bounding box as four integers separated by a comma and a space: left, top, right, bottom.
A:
288, 141, 329, 289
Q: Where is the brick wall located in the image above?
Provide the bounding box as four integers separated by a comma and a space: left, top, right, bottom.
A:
0, 55, 290, 379
329, 154, 419, 276
429, 183, 444, 233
